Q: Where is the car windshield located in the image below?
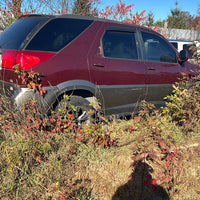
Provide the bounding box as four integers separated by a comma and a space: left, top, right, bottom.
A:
0, 17, 45, 49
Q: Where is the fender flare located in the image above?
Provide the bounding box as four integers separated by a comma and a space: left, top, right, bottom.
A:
43, 80, 103, 112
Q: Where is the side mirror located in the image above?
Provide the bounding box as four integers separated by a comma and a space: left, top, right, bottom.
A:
178, 49, 188, 64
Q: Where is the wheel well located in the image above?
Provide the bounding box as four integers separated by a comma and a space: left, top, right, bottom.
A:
52, 89, 94, 110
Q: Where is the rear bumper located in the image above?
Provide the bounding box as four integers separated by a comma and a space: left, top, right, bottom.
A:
0, 80, 58, 113
0, 80, 21, 103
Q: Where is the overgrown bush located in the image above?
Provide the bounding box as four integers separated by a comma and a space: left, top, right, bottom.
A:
163, 72, 200, 132
0, 92, 116, 199
113, 99, 200, 200
1, 67, 200, 199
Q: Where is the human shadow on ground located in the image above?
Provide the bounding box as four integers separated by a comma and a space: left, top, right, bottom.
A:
112, 160, 170, 200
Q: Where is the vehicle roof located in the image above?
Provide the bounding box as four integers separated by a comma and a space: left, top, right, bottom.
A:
19, 14, 154, 32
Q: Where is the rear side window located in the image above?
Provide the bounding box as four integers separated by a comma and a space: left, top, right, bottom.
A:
0, 18, 43, 49
26, 18, 93, 52
102, 31, 138, 60
142, 32, 177, 63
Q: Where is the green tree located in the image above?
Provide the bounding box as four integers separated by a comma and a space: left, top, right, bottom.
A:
145, 11, 155, 26
72, 0, 97, 16
155, 20, 165, 28
181, 11, 196, 29
167, 0, 187, 29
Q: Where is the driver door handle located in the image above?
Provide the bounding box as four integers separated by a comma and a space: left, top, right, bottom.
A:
93, 63, 104, 68
147, 67, 155, 71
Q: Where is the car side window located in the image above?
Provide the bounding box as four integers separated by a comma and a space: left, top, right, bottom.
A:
26, 18, 93, 52
141, 32, 177, 63
102, 31, 138, 60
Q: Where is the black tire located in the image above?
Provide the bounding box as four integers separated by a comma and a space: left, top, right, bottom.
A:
55, 95, 93, 125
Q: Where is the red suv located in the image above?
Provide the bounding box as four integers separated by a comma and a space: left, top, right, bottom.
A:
0, 14, 198, 121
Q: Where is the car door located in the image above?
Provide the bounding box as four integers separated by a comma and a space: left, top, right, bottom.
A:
140, 31, 186, 105
88, 25, 146, 115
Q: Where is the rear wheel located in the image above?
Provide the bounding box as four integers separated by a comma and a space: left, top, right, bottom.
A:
55, 95, 94, 125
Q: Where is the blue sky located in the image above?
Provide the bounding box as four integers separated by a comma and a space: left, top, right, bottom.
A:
99, 0, 199, 21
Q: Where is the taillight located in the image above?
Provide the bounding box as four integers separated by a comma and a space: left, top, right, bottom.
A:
2, 51, 16, 69
1, 50, 55, 70
16, 54, 40, 70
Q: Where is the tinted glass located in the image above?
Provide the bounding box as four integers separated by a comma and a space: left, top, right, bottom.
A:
0, 18, 43, 49
142, 32, 177, 63
102, 31, 138, 60
26, 18, 93, 52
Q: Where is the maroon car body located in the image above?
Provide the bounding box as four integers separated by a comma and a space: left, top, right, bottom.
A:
0, 14, 198, 118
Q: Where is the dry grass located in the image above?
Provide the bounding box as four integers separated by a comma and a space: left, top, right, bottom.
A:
1, 86, 200, 199
0, 112, 200, 200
